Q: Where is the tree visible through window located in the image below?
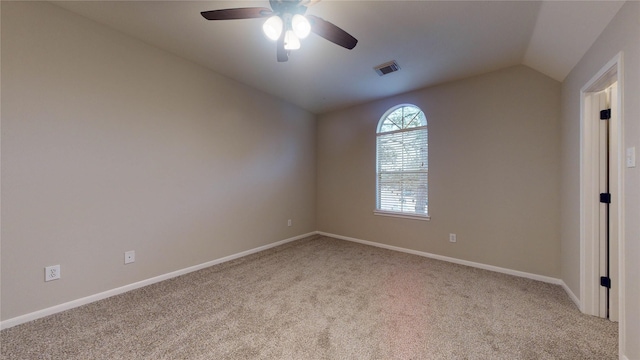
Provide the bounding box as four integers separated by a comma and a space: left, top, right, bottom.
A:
376, 104, 428, 217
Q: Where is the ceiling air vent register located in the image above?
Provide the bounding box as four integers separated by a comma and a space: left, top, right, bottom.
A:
374, 60, 400, 76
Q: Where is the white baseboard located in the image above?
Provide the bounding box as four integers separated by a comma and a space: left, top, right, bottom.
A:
0, 231, 584, 332
0, 232, 316, 330
560, 280, 581, 309
317, 231, 563, 285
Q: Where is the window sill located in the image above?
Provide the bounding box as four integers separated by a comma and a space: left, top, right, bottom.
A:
373, 210, 431, 221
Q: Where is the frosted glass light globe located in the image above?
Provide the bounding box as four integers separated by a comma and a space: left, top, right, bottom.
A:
284, 30, 301, 50
292, 14, 311, 39
263, 16, 283, 41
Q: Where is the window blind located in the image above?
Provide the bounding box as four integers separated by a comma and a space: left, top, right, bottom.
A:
376, 126, 428, 216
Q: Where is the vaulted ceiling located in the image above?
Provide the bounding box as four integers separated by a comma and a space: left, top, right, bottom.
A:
52, 1, 624, 114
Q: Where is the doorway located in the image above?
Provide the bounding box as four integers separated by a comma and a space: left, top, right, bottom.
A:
580, 53, 623, 323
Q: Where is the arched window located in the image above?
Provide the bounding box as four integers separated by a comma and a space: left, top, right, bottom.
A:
376, 104, 429, 219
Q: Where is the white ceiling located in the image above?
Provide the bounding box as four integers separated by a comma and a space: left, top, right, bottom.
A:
52, 1, 624, 114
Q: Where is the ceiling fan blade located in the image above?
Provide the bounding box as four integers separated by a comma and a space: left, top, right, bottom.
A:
277, 32, 288, 62
307, 15, 357, 50
201, 8, 272, 21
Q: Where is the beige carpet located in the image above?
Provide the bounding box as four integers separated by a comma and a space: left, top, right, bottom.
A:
1, 235, 618, 359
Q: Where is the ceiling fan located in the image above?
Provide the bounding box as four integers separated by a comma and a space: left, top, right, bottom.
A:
201, 0, 358, 62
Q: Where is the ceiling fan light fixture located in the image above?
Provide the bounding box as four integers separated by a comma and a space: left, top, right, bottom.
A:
291, 14, 311, 39
262, 15, 283, 41
202, 2, 359, 62
284, 30, 301, 50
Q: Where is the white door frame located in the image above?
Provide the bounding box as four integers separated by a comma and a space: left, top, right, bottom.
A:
579, 50, 625, 338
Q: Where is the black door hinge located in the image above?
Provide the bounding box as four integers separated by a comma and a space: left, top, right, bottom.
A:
600, 276, 611, 289
600, 109, 611, 120
600, 193, 611, 203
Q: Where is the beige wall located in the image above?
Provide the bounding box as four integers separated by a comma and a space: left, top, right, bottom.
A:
317, 65, 561, 278
1, 2, 316, 321
560, 2, 640, 358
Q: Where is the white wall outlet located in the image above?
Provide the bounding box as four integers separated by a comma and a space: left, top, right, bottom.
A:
449, 233, 457, 243
287, 219, 292, 227
45, 265, 61, 282
124, 250, 135, 264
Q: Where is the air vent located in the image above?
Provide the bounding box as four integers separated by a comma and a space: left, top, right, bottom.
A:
374, 60, 400, 76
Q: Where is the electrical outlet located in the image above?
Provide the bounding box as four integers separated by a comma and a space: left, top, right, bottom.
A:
449, 233, 457, 243
124, 250, 135, 264
287, 219, 292, 227
45, 265, 61, 282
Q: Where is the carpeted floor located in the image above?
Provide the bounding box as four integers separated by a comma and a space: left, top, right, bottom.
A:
1, 235, 618, 359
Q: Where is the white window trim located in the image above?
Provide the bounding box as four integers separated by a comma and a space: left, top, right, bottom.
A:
373, 210, 431, 221
376, 104, 429, 219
